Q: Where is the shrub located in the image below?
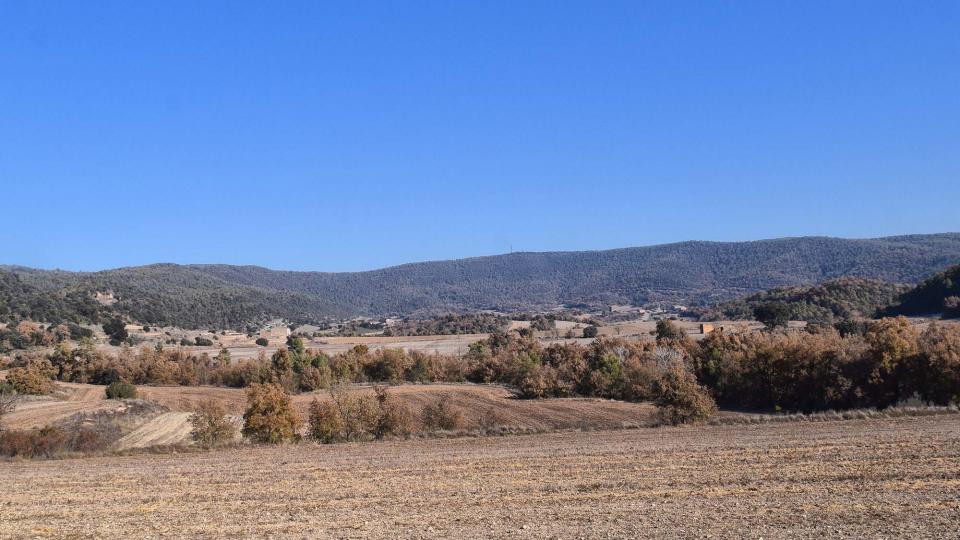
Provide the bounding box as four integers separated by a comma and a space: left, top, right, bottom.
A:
105, 381, 137, 400
0, 426, 69, 458
371, 386, 413, 440
363, 348, 411, 383
753, 301, 791, 330
194, 336, 214, 347
307, 387, 378, 443
307, 386, 412, 443
655, 320, 685, 341
517, 364, 563, 398
298, 365, 332, 392
420, 394, 464, 431
68, 426, 110, 453
255, 338, 269, 347
242, 383, 301, 444
286, 335, 305, 355
653, 365, 717, 426
478, 406, 504, 433
189, 399, 236, 448
6, 367, 54, 395
307, 398, 346, 443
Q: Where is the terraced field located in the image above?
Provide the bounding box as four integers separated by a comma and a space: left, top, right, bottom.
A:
3, 381, 657, 446
2, 415, 958, 538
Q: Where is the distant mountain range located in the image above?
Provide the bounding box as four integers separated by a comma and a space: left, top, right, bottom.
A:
3, 233, 960, 329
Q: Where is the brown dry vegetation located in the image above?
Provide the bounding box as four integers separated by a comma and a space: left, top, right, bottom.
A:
1, 414, 957, 538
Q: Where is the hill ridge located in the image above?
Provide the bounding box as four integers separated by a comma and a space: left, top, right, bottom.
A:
3, 233, 960, 328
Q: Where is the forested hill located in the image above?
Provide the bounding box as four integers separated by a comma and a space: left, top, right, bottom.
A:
3, 233, 960, 329
883, 263, 960, 319
695, 278, 911, 323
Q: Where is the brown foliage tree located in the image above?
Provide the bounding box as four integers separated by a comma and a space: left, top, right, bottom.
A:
241, 383, 301, 444
190, 399, 236, 448
6, 367, 54, 395
653, 364, 717, 425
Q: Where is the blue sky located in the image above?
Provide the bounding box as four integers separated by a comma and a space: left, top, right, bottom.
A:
1, 1, 958, 272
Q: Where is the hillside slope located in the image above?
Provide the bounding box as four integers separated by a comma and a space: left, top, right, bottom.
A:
4, 234, 960, 328
883, 263, 960, 319
697, 277, 911, 323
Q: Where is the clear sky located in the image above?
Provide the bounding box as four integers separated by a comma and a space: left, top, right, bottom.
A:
1, 1, 958, 272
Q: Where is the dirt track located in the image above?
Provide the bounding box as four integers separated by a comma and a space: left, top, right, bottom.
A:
113, 412, 195, 450
2, 414, 958, 538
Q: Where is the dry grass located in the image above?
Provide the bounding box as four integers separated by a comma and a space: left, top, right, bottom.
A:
1, 414, 958, 538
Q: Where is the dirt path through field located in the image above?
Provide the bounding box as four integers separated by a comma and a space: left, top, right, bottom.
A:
113, 412, 194, 450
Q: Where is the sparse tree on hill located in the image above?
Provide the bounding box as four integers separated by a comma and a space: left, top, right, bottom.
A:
286, 335, 305, 356
754, 301, 791, 330
215, 347, 231, 366
103, 318, 128, 345
655, 320, 685, 342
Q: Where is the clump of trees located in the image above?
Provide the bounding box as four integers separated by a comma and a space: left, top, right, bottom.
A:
5, 366, 55, 395
0, 321, 91, 353
0, 426, 71, 458
386, 314, 510, 336
697, 277, 911, 324
307, 386, 413, 443
692, 317, 960, 411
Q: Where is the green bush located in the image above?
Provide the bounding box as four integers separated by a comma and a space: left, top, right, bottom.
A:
105, 381, 137, 399
255, 337, 269, 347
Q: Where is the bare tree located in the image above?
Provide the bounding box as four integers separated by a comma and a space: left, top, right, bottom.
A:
0, 386, 17, 430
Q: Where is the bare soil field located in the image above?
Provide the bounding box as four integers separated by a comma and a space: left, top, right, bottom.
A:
98, 333, 491, 361
2, 415, 957, 538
